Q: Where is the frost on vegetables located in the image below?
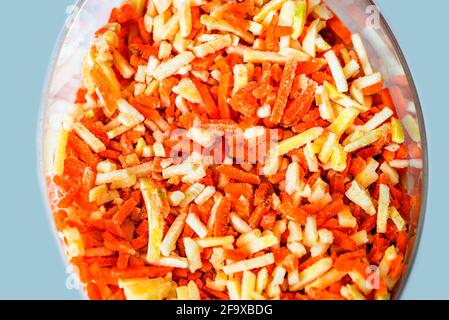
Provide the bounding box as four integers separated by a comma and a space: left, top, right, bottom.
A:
47, 0, 421, 301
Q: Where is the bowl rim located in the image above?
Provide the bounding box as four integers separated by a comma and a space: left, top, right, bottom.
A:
37, 0, 429, 300
37, 0, 94, 300
369, 0, 429, 300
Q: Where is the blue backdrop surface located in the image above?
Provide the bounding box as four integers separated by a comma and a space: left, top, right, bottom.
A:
0, 0, 447, 299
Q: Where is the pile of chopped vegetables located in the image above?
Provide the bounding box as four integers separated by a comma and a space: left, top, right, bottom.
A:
48, 0, 423, 300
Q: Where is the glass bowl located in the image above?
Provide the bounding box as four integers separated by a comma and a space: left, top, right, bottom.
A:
39, 0, 428, 300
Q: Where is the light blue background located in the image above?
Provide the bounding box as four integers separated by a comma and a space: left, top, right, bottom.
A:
0, 0, 447, 299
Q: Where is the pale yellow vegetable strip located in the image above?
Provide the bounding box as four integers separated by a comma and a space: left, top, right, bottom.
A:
402, 114, 421, 143
200, 15, 254, 44
153, 52, 195, 81
344, 124, 390, 153
271, 127, 324, 156
376, 184, 390, 233
389, 206, 406, 232
324, 81, 367, 112
243, 49, 290, 64
193, 35, 232, 58
253, 0, 287, 23
328, 107, 360, 137
241, 271, 257, 300
176, 286, 190, 300
290, 257, 333, 291
160, 211, 187, 257
391, 117, 405, 144
324, 50, 348, 93
345, 180, 376, 216
197, 236, 234, 248
304, 268, 347, 294
187, 280, 201, 300
175, 0, 192, 37
223, 253, 275, 275
141, 179, 166, 262
72, 123, 106, 153
184, 237, 203, 273
53, 128, 69, 176
240, 234, 279, 255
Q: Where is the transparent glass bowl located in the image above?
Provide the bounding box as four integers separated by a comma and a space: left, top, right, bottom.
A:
39, 0, 428, 299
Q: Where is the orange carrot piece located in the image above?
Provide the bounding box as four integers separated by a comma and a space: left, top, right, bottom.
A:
87, 282, 103, 300
218, 73, 232, 119
327, 16, 352, 45
113, 198, 137, 226
282, 77, 317, 126
260, 210, 277, 230
229, 82, 259, 118
270, 60, 298, 125
362, 82, 384, 95
279, 201, 309, 224
103, 232, 136, 255
297, 58, 328, 75
135, 95, 161, 108
224, 183, 254, 200
85, 247, 115, 257
117, 252, 130, 270
396, 231, 408, 254
217, 165, 261, 184
193, 78, 220, 119
248, 201, 270, 228
332, 230, 357, 251
110, 266, 173, 279
298, 256, 325, 272
265, 15, 279, 52
90, 66, 119, 114
67, 133, 100, 168
214, 198, 231, 237
311, 71, 334, 85
389, 255, 404, 280
224, 249, 247, 261
254, 183, 273, 206
308, 288, 344, 300
137, 18, 151, 43
380, 88, 395, 109
203, 287, 230, 300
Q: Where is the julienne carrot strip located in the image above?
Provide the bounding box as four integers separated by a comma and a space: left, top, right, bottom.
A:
137, 18, 151, 43
270, 60, 298, 125
224, 249, 247, 261
362, 81, 384, 95
67, 132, 100, 168
113, 198, 137, 226
297, 59, 328, 75
110, 266, 173, 279
327, 15, 353, 45
279, 201, 310, 224
47, 0, 419, 301
260, 210, 276, 230
332, 230, 358, 251
248, 201, 271, 228
117, 252, 130, 270
216, 165, 261, 184
213, 197, 231, 237
265, 14, 279, 52
202, 287, 230, 300
282, 77, 317, 126
253, 183, 273, 207
192, 78, 220, 119
310, 289, 344, 301
224, 183, 253, 200
218, 73, 232, 119
229, 82, 259, 118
